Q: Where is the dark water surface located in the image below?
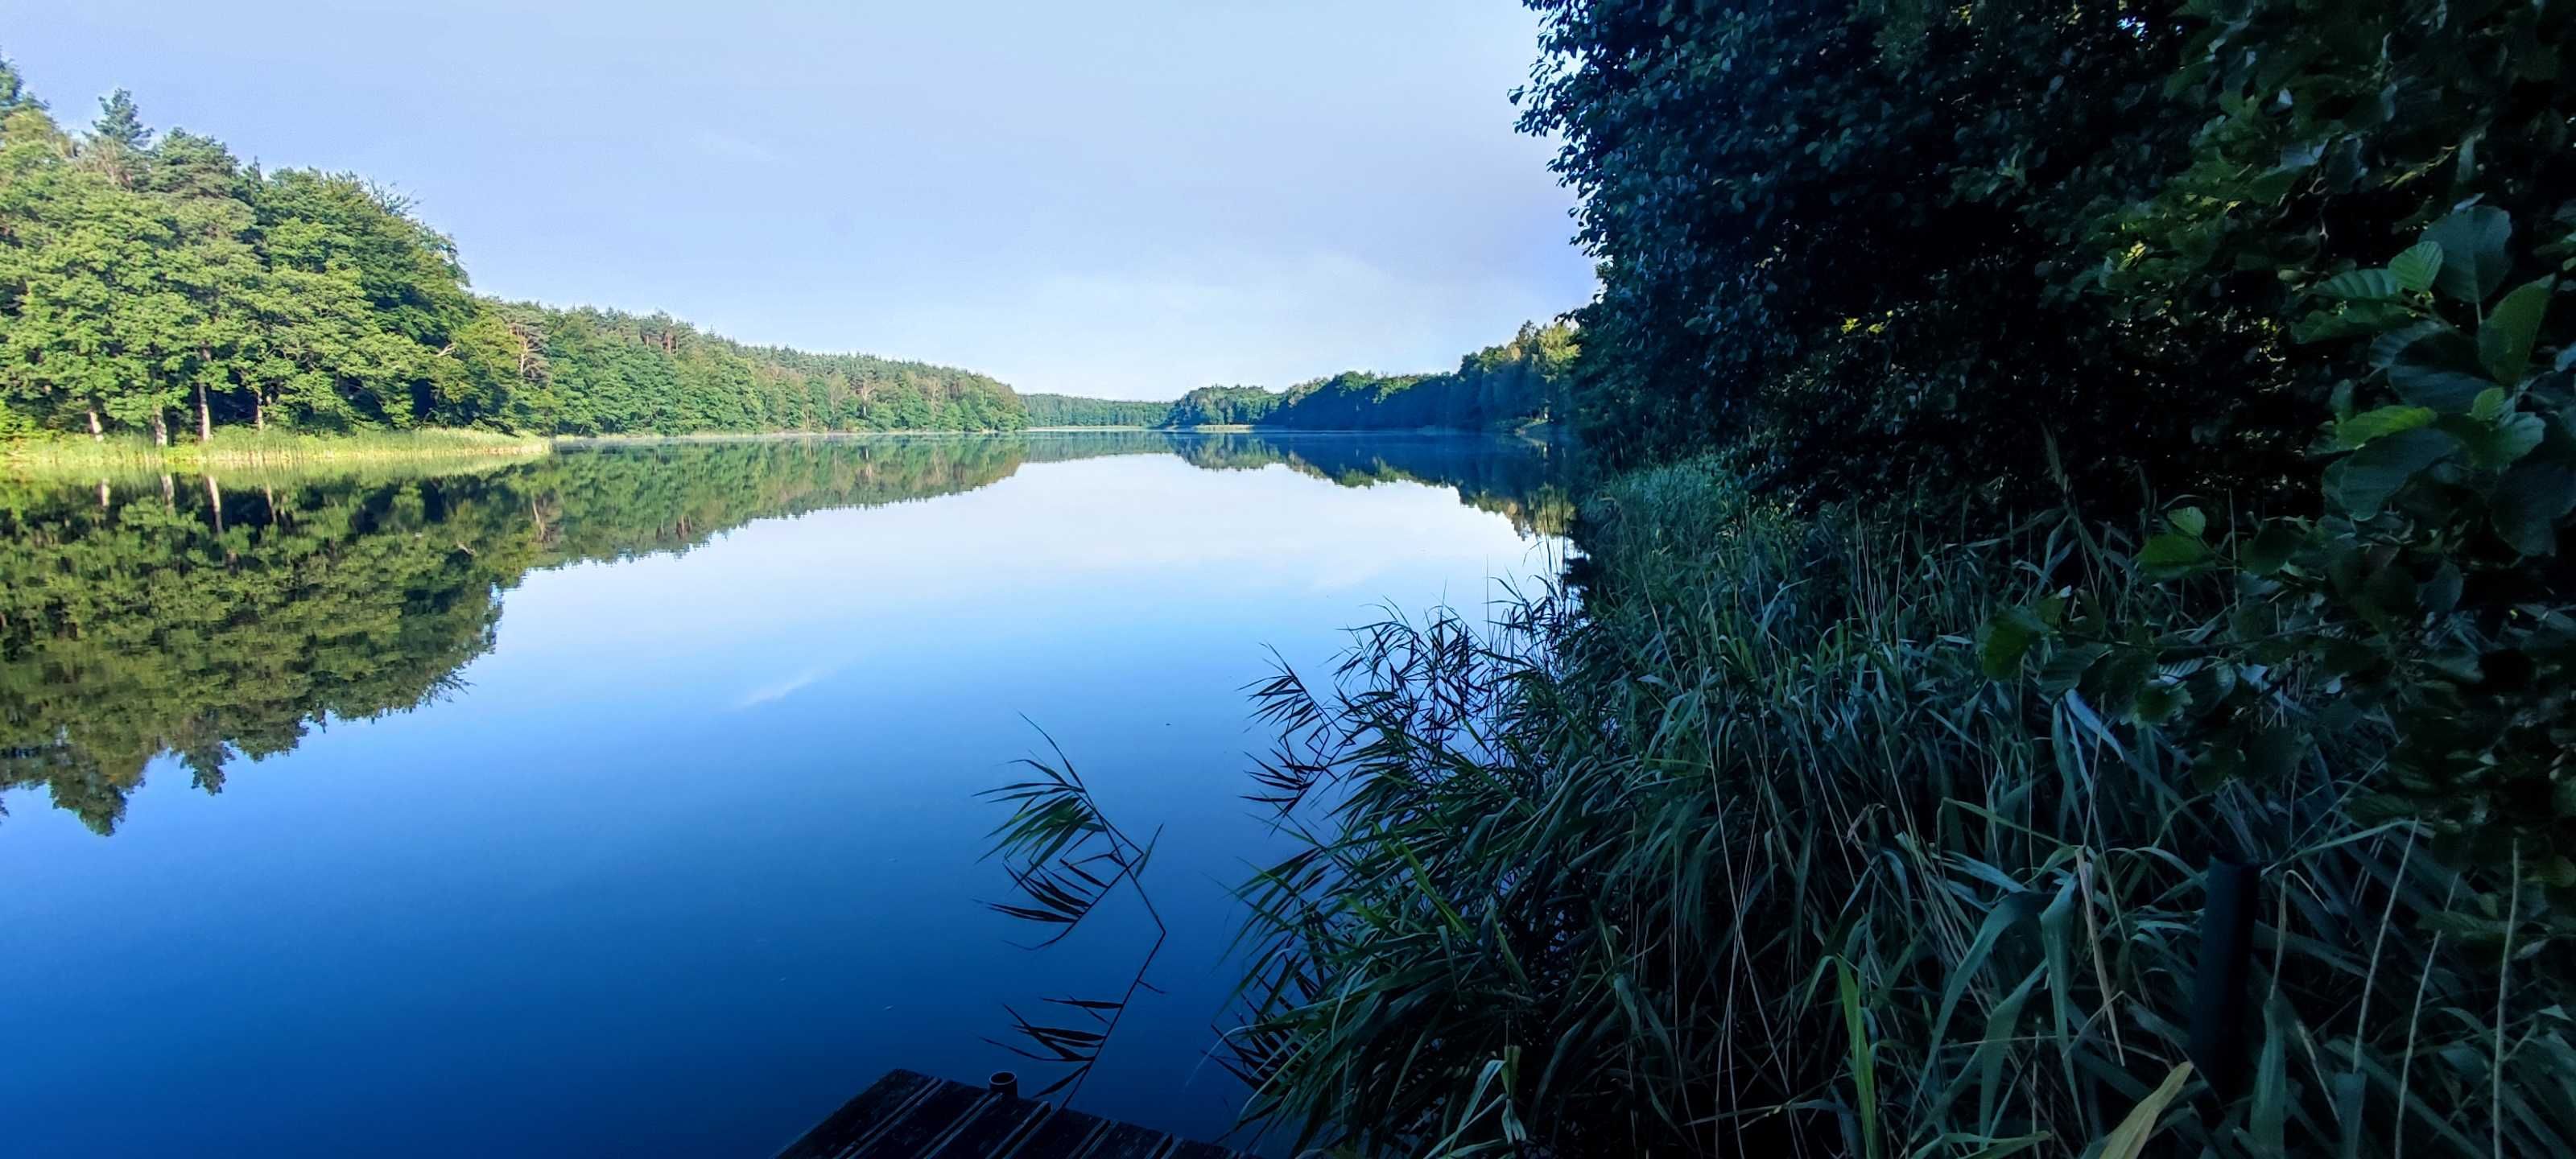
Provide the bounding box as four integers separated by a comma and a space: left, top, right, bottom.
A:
0, 432, 1566, 1157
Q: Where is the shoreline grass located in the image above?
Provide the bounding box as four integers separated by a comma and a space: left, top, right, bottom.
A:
1, 427, 551, 476
1225, 460, 2561, 1158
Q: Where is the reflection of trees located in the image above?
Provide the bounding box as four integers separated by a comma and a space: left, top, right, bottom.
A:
1171, 432, 1575, 537
0, 472, 536, 833
0, 434, 1563, 832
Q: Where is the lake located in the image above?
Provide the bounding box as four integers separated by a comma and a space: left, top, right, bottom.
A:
0, 431, 1568, 1157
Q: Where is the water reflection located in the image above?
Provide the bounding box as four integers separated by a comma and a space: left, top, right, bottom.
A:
0, 433, 1566, 834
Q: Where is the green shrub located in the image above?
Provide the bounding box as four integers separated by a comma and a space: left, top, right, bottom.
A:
1517, 0, 2576, 514
1991, 210, 2575, 890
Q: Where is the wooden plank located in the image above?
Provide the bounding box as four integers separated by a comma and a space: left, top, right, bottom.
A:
781, 1070, 1248, 1159
847, 1082, 992, 1158
775, 1070, 939, 1159
1163, 1142, 1241, 1159
1075, 1121, 1174, 1159
1001, 1103, 1113, 1158
931, 1095, 1053, 1157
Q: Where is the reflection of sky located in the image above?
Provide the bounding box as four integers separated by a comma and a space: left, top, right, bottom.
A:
0, 450, 1559, 1157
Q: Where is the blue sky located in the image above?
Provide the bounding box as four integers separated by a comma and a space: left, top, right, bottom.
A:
10, 0, 1595, 398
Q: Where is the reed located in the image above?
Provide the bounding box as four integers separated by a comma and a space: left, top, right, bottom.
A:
1220, 460, 2569, 1157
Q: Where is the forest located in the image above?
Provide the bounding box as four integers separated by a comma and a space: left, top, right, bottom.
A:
0, 54, 1568, 448
1186, 2, 2576, 1157
0, 64, 1026, 443
1161, 320, 1573, 430
0, 54, 1577, 448
1018, 394, 1170, 427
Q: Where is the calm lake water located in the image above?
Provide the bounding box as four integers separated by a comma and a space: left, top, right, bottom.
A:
0, 431, 1567, 1157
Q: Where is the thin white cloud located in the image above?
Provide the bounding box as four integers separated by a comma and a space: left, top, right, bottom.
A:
731, 665, 840, 711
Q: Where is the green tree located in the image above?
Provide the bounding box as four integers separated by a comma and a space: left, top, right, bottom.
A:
0, 64, 1036, 443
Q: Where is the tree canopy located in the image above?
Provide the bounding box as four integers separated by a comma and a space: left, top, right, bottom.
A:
1163, 321, 1575, 431
1517, 0, 2573, 512
1019, 394, 1170, 427
0, 62, 1026, 442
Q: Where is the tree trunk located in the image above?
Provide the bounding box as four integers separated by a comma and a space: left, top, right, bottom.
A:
196, 382, 213, 443
151, 411, 167, 447
254, 397, 266, 433
87, 407, 102, 441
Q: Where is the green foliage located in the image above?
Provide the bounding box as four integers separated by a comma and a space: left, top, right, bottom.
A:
1162, 383, 1279, 427
1517, 0, 2576, 510
0, 61, 1026, 442
2015, 215, 2575, 885
482, 302, 1023, 435
1228, 465, 2570, 1157
1163, 321, 1575, 431
1018, 393, 1171, 427
1225, 3, 2576, 1152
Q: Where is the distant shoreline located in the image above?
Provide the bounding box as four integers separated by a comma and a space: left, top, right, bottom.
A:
4, 423, 1558, 479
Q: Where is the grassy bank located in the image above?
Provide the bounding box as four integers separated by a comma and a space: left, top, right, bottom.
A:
1, 428, 551, 475
1229, 461, 2563, 1157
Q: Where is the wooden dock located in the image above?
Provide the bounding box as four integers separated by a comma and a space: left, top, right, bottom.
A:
776, 1070, 1249, 1159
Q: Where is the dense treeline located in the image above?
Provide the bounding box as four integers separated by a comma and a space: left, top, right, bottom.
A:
1218, 2, 2576, 1157
1162, 321, 1573, 431
0, 62, 1024, 442
1019, 394, 1170, 427
480, 302, 1022, 435
1160, 384, 1277, 426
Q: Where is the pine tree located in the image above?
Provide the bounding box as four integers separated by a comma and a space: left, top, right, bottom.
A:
92, 89, 147, 151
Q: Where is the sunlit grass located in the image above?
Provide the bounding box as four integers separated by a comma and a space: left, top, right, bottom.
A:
1, 427, 550, 476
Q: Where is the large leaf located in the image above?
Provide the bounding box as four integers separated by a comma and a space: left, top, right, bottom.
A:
2241, 521, 2305, 575
2388, 241, 2443, 293
2388, 358, 2497, 412
1979, 610, 2039, 678
2479, 276, 2556, 382
2332, 405, 2434, 448
2422, 206, 2512, 303
2325, 426, 2455, 517
2438, 410, 2545, 468
2313, 268, 2400, 301
2137, 532, 2213, 577
2293, 300, 2417, 343
2491, 453, 2576, 555
2367, 319, 2452, 369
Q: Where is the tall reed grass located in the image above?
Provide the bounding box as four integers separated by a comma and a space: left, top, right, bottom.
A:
1224, 460, 2567, 1157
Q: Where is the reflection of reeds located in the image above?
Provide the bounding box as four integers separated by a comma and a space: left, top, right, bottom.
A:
1, 428, 548, 477
1215, 460, 2562, 1159
980, 728, 1167, 1103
